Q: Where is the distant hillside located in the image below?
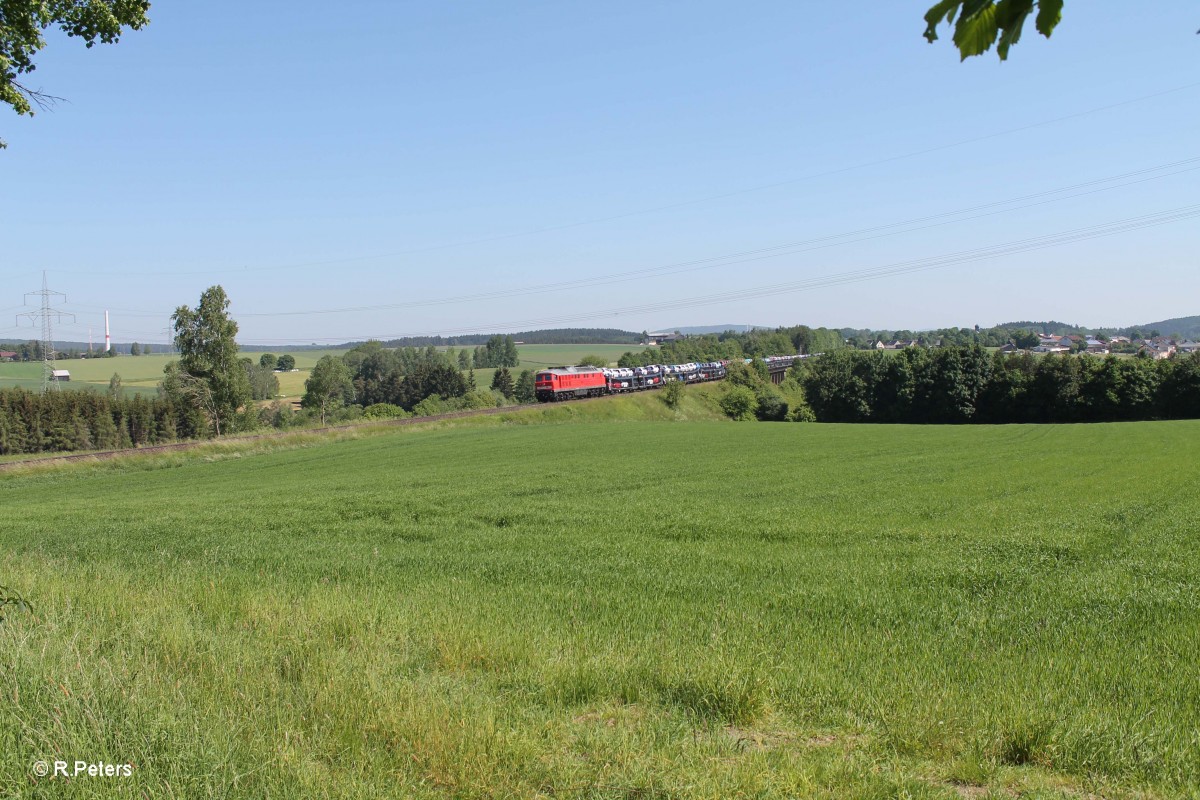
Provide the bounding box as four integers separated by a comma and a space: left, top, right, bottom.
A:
369, 328, 642, 347
994, 321, 1115, 336
1136, 316, 1200, 339
995, 316, 1200, 339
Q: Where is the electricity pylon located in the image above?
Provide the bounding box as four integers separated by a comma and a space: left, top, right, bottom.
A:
16, 272, 74, 392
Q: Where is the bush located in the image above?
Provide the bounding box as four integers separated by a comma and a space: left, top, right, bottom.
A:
787, 403, 816, 422
258, 401, 295, 429
661, 380, 684, 410
754, 387, 789, 421
461, 390, 502, 410
778, 377, 815, 422
362, 403, 410, 420
725, 361, 766, 389
719, 385, 758, 421
412, 395, 453, 417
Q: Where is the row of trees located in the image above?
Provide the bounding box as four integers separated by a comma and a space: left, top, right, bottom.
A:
837, 324, 1170, 351
258, 353, 296, 371
0, 341, 158, 360
617, 326, 845, 367
796, 348, 1200, 424
371, 328, 640, 347
469, 335, 520, 368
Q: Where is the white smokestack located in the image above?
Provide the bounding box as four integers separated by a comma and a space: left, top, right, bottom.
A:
105, 310, 111, 353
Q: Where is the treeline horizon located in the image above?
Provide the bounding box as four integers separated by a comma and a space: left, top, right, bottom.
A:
347, 328, 642, 348
796, 347, 1200, 424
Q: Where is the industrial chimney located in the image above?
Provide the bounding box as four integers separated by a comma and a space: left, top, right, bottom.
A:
105, 310, 111, 353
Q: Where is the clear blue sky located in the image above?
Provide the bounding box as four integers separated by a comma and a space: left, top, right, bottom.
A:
2, 1, 1197, 345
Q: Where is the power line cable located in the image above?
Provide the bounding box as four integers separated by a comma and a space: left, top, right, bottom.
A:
45, 80, 1200, 279
63, 155, 1200, 321
231, 203, 1200, 343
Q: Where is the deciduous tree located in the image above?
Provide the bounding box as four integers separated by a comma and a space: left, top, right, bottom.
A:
166, 285, 250, 436
302, 355, 354, 424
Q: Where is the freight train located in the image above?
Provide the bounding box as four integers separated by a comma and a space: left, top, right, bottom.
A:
533, 356, 802, 402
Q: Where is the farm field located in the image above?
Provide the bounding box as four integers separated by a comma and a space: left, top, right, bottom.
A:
0, 344, 639, 400
2, 418, 1197, 798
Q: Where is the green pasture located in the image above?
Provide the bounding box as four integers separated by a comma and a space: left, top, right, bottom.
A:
2, 414, 1198, 798
499, 343, 634, 369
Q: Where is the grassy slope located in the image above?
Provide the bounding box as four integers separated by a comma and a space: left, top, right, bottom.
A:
3, 416, 1198, 798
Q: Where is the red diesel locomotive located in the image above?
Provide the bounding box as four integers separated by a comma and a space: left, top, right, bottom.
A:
534, 366, 608, 402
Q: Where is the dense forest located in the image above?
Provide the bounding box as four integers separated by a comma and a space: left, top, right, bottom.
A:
0, 389, 201, 454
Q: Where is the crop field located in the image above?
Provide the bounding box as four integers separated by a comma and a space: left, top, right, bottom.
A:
3, 417, 1197, 798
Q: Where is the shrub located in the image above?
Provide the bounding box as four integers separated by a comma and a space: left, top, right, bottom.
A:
362, 403, 410, 420
462, 391, 502, 410
661, 380, 684, 410
719, 385, 758, 421
754, 387, 789, 421
412, 395, 453, 417
787, 403, 816, 422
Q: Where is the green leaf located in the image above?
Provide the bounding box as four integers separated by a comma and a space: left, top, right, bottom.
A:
953, 2, 1000, 59
924, 0, 964, 43
994, 0, 1033, 59
960, 0, 995, 19
1035, 0, 1063, 37
994, 0, 1034, 29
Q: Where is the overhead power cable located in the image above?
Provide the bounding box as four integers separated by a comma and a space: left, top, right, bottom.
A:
64, 155, 1200, 321
231, 202, 1200, 343
44, 80, 1200, 279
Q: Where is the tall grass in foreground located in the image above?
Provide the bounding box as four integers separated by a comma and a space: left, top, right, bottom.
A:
1, 420, 1198, 798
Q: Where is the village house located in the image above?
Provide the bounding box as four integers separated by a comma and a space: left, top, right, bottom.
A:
644, 331, 683, 346
1034, 335, 1069, 353
1139, 343, 1176, 360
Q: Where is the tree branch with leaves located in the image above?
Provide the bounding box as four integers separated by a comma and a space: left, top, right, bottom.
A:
923, 0, 1063, 60
1, 0, 150, 147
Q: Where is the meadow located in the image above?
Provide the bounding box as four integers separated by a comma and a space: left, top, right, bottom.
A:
2, 412, 1197, 798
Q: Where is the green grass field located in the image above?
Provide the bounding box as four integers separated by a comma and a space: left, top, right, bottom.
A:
0, 344, 640, 401
2, 407, 1197, 798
